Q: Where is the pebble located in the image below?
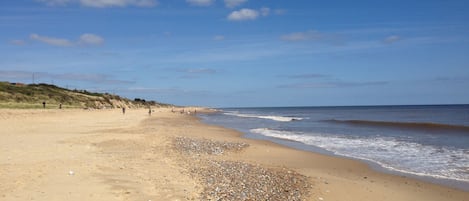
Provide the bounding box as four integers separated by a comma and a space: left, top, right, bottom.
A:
173, 137, 249, 155
173, 137, 312, 201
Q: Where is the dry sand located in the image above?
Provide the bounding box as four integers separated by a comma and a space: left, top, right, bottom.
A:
0, 108, 468, 201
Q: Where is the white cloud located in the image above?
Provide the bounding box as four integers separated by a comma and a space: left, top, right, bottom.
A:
172, 68, 218, 79
29, 33, 104, 47
281, 30, 345, 45
224, 0, 247, 8
285, 74, 329, 79
186, 0, 214, 6
278, 81, 388, 89
0, 70, 134, 85
227, 8, 259, 21
54, 73, 134, 84
173, 68, 217, 75
184, 68, 217, 74
0, 70, 34, 80
383, 35, 401, 44
79, 33, 104, 45
274, 9, 286, 15
165, 41, 286, 63
30, 33, 74, 47
10, 40, 26, 46
260, 7, 270, 16
281, 30, 323, 41
80, 0, 157, 7
36, 0, 71, 6
213, 35, 225, 41
37, 0, 157, 7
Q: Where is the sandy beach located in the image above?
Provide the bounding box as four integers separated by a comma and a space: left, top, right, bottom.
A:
1, 108, 468, 201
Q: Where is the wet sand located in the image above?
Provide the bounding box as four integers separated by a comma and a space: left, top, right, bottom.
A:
0, 108, 468, 201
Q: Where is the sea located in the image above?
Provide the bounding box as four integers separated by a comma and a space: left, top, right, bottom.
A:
198, 105, 469, 191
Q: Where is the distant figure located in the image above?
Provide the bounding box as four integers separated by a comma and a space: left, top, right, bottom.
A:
122, 107, 126, 114
59, 103, 62, 109
42, 101, 46, 109
148, 107, 152, 116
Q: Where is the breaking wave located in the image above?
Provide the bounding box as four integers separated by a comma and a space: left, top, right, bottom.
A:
223, 112, 303, 122
250, 128, 469, 182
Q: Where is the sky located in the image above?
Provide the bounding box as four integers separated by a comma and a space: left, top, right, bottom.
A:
1, 0, 469, 107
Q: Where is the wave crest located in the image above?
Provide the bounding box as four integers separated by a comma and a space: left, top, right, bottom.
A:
250, 128, 469, 182
224, 112, 303, 122
324, 119, 469, 133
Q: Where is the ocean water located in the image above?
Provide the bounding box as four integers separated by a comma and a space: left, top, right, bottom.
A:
198, 105, 469, 190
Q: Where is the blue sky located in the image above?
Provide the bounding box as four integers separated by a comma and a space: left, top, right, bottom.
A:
1, 0, 468, 107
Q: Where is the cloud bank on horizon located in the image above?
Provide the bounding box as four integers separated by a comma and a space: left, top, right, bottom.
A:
1, 0, 469, 107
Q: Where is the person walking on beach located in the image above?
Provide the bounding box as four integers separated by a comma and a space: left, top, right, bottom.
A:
122, 107, 126, 114
148, 107, 152, 116
42, 101, 46, 109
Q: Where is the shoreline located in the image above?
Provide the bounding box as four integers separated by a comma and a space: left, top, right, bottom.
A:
173, 109, 469, 200
198, 108, 469, 193
1, 108, 468, 201
241, 130, 469, 192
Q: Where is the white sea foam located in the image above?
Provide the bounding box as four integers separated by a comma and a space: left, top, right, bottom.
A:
224, 112, 303, 122
250, 128, 469, 182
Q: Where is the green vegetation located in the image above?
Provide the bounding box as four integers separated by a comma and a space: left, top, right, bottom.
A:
0, 81, 172, 109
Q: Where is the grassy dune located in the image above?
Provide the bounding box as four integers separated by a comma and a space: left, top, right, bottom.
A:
0, 81, 170, 109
